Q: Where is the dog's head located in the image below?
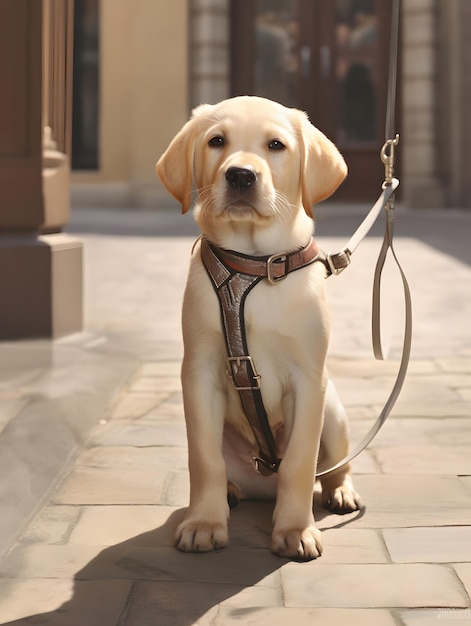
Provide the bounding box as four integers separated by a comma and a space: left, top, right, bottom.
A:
156, 96, 347, 223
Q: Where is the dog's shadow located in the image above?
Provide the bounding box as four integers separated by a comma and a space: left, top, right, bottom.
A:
1, 501, 364, 625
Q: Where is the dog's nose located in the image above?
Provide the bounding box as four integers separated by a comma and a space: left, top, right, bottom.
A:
225, 166, 257, 190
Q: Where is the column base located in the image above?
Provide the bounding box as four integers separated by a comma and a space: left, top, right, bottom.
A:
0, 233, 83, 339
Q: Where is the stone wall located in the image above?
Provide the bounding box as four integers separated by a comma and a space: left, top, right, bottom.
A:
189, 0, 230, 108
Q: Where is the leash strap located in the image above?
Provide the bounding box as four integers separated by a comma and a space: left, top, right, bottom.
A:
316, 179, 413, 478
317, 0, 411, 477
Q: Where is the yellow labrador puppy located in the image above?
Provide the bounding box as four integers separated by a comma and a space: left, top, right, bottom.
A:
157, 96, 361, 560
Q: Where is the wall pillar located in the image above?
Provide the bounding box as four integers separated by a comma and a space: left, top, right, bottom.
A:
189, 0, 230, 108
401, 0, 445, 208
0, 0, 82, 339
437, 0, 471, 208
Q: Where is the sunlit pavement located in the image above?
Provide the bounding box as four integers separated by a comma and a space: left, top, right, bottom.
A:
0, 204, 470, 625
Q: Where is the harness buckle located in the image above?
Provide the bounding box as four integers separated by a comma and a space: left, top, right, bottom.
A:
266, 253, 288, 285
326, 249, 351, 276
226, 356, 261, 390
251, 456, 281, 475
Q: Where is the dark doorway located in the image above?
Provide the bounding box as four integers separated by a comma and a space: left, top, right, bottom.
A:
72, 0, 99, 170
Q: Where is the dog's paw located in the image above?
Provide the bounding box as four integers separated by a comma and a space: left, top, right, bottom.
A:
175, 519, 228, 553
271, 525, 323, 561
322, 485, 363, 514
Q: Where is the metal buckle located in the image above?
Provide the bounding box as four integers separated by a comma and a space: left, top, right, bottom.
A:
226, 356, 261, 390
381, 134, 400, 185
326, 249, 351, 276
251, 456, 281, 475
266, 253, 288, 285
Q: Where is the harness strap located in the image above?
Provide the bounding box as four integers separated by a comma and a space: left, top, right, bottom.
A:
201, 236, 321, 475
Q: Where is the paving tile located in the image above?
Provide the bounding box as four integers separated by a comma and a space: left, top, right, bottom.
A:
399, 609, 471, 625
0, 578, 132, 625
454, 563, 471, 598
68, 505, 184, 547
281, 563, 468, 608
316, 475, 471, 529
88, 421, 187, 447
328, 357, 438, 378
457, 388, 471, 402
19, 505, 81, 545
437, 359, 471, 374
74, 445, 188, 469
0, 578, 74, 622
108, 391, 169, 420
331, 377, 402, 406
1, 543, 283, 586
384, 527, 471, 563
372, 418, 471, 446
350, 449, 379, 473
345, 405, 377, 420
214, 608, 398, 626
0, 397, 29, 434
375, 445, 471, 474
320, 529, 389, 564
52, 466, 171, 505
128, 376, 181, 393
123, 581, 281, 626
135, 361, 181, 377
0, 544, 105, 579
162, 469, 190, 506
144, 398, 185, 420
378, 401, 470, 418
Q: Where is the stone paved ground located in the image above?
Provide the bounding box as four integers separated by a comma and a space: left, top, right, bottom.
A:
0, 205, 470, 625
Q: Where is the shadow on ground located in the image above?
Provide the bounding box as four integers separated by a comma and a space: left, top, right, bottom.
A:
0, 502, 363, 625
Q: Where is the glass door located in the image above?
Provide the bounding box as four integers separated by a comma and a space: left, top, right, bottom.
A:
230, 0, 397, 200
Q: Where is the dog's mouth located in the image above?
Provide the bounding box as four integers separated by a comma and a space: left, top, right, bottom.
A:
223, 198, 268, 221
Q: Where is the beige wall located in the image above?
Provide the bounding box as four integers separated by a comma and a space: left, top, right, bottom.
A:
72, 0, 471, 210
71, 0, 188, 208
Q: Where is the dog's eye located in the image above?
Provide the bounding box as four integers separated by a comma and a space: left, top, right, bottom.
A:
268, 139, 286, 151
208, 135, 225, 148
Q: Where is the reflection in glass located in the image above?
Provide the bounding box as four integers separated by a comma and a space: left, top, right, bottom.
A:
254, 0, 298, 107
336, 0, 378, 145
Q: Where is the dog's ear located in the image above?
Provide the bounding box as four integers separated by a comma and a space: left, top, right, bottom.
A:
156, 105, 213, 214
297, 111, 348, 217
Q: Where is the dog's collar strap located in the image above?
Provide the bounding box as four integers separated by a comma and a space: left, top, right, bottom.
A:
204, 237, 321, 284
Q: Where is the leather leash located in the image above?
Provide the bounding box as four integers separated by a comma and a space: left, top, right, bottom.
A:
318, 0, 411, 477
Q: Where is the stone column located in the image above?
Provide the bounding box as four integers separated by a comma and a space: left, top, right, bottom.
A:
437, 0, 471, 208
0, 0, 82, 339
189, 0, 230, 108
401, 0, 445, 208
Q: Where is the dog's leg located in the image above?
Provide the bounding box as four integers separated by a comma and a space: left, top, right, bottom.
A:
271, 375, 326, 561
318, 379, 362, 513
175, 359, 230, 552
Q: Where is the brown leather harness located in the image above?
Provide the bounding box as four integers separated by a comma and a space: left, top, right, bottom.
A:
200, 236, 344, 475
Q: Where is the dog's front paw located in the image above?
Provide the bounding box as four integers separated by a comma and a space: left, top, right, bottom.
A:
175, 519, 228, 553
322, 485, 363, 514
271, 525, 323, 561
